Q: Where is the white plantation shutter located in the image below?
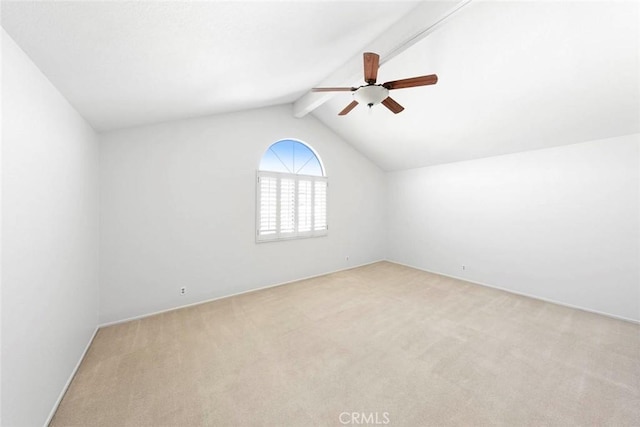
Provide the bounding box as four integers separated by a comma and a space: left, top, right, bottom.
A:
280, 178, 296, 234
258, 176, 277, 236
257, 171, 328, 241
313, 180, 327, 231
298, 180, 312, 233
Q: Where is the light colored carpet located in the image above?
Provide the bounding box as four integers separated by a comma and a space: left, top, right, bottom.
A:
51, 261, 640, 426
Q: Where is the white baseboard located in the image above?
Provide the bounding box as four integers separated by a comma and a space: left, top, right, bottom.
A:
98, 259, 385, 328
44, 326, 99, 427
387, 259, 640, 324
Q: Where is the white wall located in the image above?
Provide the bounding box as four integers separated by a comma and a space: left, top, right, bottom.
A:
1, 30, 99, 426
387, 134, 640, 321
99, 105, 386, 324
0, 28, 4, 427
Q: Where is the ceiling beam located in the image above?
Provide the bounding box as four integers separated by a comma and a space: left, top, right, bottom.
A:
292, 0, 474, 118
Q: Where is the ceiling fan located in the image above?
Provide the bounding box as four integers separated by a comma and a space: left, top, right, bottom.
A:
312, 52, 438, 115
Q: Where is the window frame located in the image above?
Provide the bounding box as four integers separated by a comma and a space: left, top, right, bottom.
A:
256, 170, 328, 243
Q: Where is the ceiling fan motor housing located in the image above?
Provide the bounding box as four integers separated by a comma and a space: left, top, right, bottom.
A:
354, 85, 389, 107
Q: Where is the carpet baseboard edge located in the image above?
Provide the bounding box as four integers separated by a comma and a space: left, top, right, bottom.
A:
44, 326, 99, 427
98, 259, 385, 328
386, 259, 639, 324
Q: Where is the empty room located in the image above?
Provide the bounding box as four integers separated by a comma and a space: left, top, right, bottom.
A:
1, 0, 638, 426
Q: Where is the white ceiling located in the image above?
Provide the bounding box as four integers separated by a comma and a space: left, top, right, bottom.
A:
2, 1, 639, 171
0, 0, 419, 132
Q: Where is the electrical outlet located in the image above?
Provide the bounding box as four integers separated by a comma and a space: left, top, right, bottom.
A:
180, 286, 186, 296
345, 256, 350, 261
462, 265, 466, 271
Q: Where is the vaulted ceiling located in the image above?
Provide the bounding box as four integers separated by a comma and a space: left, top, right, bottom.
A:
1, 1, 420, 131
2, 1, 638, 171
313, 1, 640, 169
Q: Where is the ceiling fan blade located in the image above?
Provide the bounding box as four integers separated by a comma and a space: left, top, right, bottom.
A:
312, 87, 356, 92
383, 74, 438, 90
363, 52, 380, 84
338, 100, 359, 116
381, 97, 404, 114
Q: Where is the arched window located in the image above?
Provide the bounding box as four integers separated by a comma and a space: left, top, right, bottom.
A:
257, 139, 327, 242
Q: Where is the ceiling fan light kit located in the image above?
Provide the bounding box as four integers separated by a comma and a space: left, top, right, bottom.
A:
353, 85, 389, 107
312, 52, 438, 115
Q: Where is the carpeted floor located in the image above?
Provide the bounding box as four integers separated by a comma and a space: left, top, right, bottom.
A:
51, 261, 640, 426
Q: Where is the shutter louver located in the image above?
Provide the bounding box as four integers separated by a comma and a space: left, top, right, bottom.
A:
258, 176, 277, 236
280, 178, 296, 234
314, 180, 327, 231
298, 180, 312, 232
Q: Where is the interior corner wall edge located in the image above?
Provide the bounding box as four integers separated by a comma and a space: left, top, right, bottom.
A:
386, 134, 640, 321
1, 29, 100, 426
98, 104, 387, 324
